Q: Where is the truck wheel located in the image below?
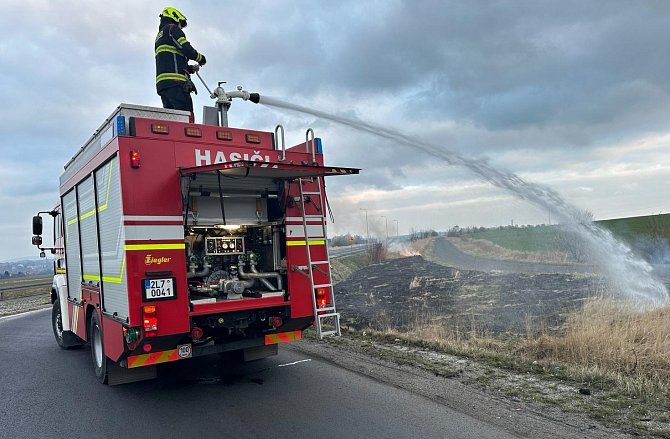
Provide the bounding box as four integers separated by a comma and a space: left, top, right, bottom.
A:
52, 301, 81, 350
90, 312, 109, 384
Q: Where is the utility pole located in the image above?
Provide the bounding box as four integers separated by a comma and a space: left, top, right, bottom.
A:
380, 215, 388, 246
392, 219, 398, 237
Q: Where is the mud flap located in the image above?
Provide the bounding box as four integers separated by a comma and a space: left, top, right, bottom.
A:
107, 362, 157, 386
243, 344, 278, 362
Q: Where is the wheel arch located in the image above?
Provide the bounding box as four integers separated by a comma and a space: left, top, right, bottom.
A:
85, 304, 97, 340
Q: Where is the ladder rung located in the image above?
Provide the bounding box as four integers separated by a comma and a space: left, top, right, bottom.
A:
313, 283, 332, 289
311, 260, 330, 265
317, 311, 339, 318
302, 191, 321, 195
319, 330, 338, 337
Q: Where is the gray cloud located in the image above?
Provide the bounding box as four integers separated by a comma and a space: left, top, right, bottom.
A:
1, 0, 669, 260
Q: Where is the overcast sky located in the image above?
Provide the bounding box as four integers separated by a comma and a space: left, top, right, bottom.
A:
2, 0, 670, 261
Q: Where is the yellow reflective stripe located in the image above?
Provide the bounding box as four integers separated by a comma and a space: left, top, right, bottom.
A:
196, 53, 202, 63
265, 331, 302, 345
56, 268, 66, 274
286, 240, 326, 247
155, 44, 183, 56
67, 162, 114, 226
156, 72, 187, 83
124, 243, 185, 251
84, 243, 184, 285
177, 37, 188, 45
97, 161, 113, 212
72, 305, 79, 334
80, 210, 95, 221
128, 349, 179, 368
102, 254, 125, 284
82, 255, 125, 284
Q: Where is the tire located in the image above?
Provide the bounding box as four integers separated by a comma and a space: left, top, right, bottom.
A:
90, 312, 109, 384
52, 301, 81, 350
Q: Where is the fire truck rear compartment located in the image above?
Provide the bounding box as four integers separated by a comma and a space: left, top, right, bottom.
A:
182, 172, 287, 303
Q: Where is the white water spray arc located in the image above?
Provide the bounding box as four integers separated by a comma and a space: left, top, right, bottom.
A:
257, 96, 669, 309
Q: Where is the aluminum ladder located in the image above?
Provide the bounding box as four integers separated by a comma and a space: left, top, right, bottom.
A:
296, 176, 341, 339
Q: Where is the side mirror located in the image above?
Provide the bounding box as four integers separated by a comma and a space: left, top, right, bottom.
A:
32, 215, 43, 235
32, 236, 43, 246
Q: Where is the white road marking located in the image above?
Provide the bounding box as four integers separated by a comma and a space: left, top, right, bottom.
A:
0, 307, 50, 322
277, 359, 312, 368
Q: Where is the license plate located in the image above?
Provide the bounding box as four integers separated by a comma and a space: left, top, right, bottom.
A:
143, 278, 175, 300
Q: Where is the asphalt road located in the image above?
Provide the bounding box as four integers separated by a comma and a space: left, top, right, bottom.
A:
1, 307, 631, 439
0, 309, 521, 439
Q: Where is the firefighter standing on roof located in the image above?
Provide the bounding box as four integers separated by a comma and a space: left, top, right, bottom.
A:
155, 7, 206, 114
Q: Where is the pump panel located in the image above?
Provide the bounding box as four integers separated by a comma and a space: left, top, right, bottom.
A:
205, 237, 245, 255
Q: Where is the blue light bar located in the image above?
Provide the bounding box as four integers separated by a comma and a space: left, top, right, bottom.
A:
115, 115, 126, 136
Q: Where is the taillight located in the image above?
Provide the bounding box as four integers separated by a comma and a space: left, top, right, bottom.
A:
316, 288, 329, 308
143, 305, 157, 337
191, 326, 203, 340
270, 316, 283, 328
130, 150, 141, 168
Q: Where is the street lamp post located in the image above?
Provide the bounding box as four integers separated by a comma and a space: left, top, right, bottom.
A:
380, 215, 388, 245
392, 219, 398, 237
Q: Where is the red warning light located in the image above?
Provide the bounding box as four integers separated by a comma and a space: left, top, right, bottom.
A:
130, 150, 141, 168
216, 130, 233, 141
184, 127, 202, 138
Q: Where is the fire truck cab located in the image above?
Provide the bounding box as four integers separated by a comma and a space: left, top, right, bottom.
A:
31, 103, 358, 384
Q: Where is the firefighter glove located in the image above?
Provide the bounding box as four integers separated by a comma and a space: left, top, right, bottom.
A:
198, 54, 207, 66
184, 77, 198, 95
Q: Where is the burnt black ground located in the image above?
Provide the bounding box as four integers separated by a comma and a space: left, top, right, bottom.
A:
335, 237, 670, 336
335, 255, 597, 335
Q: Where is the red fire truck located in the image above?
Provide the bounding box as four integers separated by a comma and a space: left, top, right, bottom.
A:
31, 92, 358, 385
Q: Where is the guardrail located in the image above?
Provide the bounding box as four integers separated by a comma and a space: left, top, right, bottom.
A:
329, 244, 367, 258
0, 280, 52, 301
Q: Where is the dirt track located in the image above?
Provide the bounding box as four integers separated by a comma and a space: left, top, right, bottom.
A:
430, 237, 595, 274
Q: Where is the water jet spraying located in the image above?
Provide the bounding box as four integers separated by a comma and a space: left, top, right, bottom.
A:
256, 95, 668, 309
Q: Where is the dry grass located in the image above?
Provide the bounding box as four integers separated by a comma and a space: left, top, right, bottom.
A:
450, 236, 577, 264
519, 299, 670, 397
0, 275, 52, 300
409, 238, 433, 254
368, 299, 670, 399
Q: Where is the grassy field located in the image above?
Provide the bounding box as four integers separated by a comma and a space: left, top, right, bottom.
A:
0, 275, 52, 300
463, 213, 670, 257
598, 213, 670, 242
465, 225, 564, 252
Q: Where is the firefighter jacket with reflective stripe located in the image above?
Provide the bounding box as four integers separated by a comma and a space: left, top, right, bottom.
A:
155, 24, 205, 92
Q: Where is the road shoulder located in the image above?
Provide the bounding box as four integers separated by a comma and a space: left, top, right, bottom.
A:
289, 335, 633, 439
